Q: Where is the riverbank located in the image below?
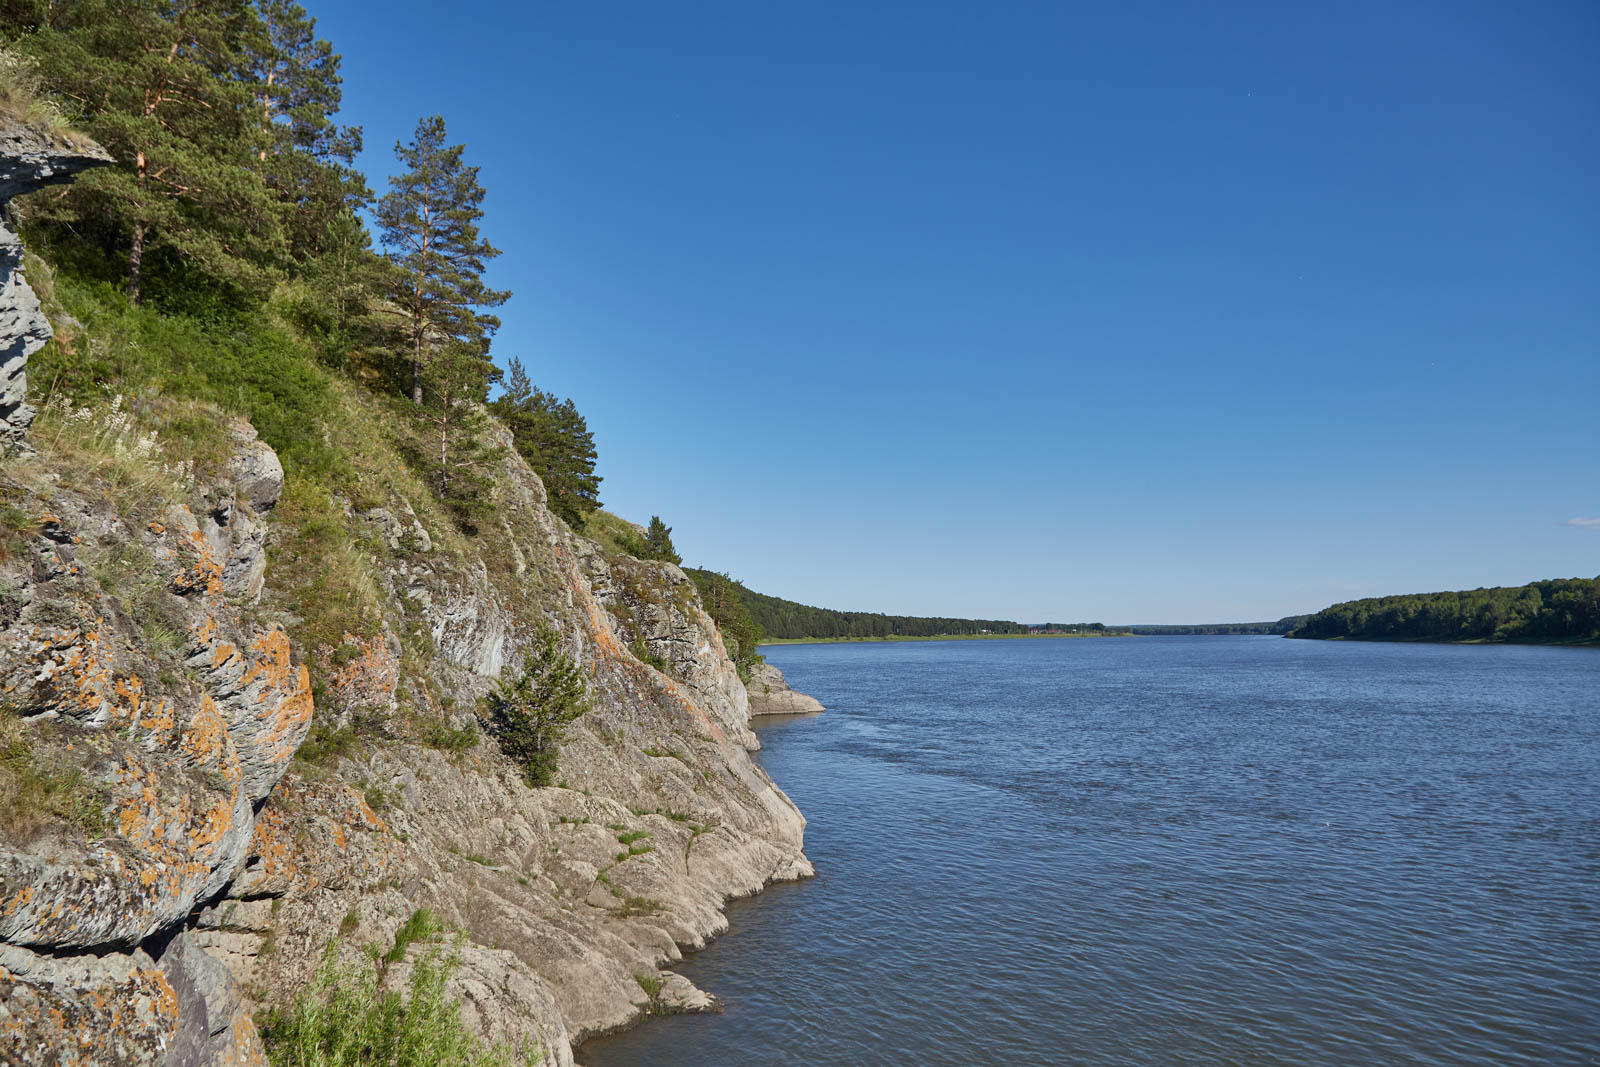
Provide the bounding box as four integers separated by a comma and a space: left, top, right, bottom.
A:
759, 631, 1132, 646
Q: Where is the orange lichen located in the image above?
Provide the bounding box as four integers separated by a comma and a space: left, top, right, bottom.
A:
318, 632, 398, 713
170, 529, 223, 596
179, 694, 228, 768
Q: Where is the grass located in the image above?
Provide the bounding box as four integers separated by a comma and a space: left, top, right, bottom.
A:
577, 509, 650, 559
632, 971, 663, 1003
421, 721, 479, 754
383, 907, 443, 965
294, 723, 360, 767
0, 46, 90, 146
0, 715, 108, 843
617, 896, 660, 918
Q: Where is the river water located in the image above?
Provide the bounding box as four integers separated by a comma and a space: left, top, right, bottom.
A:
580, 636, 1600, 1065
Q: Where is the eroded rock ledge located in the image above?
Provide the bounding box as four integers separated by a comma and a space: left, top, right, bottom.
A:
747, 661, 825, 716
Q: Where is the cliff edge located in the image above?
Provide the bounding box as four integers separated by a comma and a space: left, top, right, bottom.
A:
0, 118, 812, 1065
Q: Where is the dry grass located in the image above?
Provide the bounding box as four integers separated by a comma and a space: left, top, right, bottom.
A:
26, 393, 194, 517
0, 47, 89, 147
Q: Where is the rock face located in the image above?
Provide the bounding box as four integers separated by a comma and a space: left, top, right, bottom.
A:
0, 429, 306, 1065
219, 431, 812, 1063
746, 661, 825, 716
0, 119, 112, 450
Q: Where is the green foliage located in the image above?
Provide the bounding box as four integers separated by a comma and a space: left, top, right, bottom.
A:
375, 114, 508, 405
384, 907, 443, 965
632, 971, 663, 1004
490, 358, 601, 527
1289, 577, 1600, 645
684, 569, 763, 680
421, 721, 479, 755
294, 722, 359, 766
400, 340, 502, 529
262, 940, 537, 1066
486, 625, 591, 787
0, 44, 77, 139
1128, 619, 1307, 635
628, 636, 668, 672
33, 278, 343, 477
641, 516, 680, 565
684, 569, 1029, 640
3, 0, 354, 305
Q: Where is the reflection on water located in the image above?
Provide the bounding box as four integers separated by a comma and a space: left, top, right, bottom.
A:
581, 637, 1600, 1065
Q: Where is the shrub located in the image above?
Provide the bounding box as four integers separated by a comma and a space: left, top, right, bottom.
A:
486, 625, 590, 788
384, 908, 443, 965
262, 940, 538, 1066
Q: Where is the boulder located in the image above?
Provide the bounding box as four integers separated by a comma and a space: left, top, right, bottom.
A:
745, 661, 825, 716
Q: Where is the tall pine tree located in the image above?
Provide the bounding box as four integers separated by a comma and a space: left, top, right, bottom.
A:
374, 114, 508, 404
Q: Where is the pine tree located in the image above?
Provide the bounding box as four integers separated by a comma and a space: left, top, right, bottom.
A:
239, 0, 369, 267
643, 516, 680, 565
374, 115, 508, 404
488, 624, 590, 788
490, 357, 602, 527
11, 0, 287, 304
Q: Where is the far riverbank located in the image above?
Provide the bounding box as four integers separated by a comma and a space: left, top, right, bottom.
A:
759, 631, 1132, 646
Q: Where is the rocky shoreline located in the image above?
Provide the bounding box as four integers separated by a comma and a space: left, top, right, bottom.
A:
0, 117, 824, 1067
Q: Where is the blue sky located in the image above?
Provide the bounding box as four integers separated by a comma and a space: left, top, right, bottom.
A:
314, 0, 1598, 623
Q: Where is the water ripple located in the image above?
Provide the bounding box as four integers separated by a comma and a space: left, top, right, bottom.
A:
582, 638, 1600, 1066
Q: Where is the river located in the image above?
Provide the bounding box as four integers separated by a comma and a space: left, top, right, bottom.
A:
581, 636, 1600, 1065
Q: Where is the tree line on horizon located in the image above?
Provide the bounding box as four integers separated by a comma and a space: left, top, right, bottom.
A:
684, 572, 1034, 640
1, 0, 601, 531
1287, 577, 1600, 644
1127, 619, 1307, 636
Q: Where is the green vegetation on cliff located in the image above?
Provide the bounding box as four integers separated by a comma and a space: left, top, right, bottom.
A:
685, 569, 764, 678
1288, 577, 1600, 645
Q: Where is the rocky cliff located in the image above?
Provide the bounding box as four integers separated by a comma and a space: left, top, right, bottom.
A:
0, 119, 110, 449
0, 119, 817, 1065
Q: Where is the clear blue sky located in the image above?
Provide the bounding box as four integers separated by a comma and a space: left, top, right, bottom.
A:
314, 0, 1598, 624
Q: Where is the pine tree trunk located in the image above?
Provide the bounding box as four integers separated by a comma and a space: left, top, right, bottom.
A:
439, 420, 449, 499
128, 221, 144, 305
411, 317, 424, 404
129, 150, 147, 305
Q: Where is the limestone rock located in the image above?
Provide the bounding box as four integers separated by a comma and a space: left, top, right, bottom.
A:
0, 119, 112, 449
746, 661, 825, 716
0, 426, 307, 1064
654, 970, 717, 1013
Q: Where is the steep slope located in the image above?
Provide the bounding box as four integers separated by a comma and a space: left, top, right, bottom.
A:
0, 116, 815, 1066
222, 426, 813, 1061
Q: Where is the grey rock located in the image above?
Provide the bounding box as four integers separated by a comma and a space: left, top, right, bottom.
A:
0, 119, 112, 449
746, 661, 825, 716
226, 422, 284, 513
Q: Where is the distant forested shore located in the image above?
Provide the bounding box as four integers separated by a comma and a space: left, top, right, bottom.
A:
1128, 619, 1308, 636
1288, 577, 1600, 645
686, 571, 1123, 642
